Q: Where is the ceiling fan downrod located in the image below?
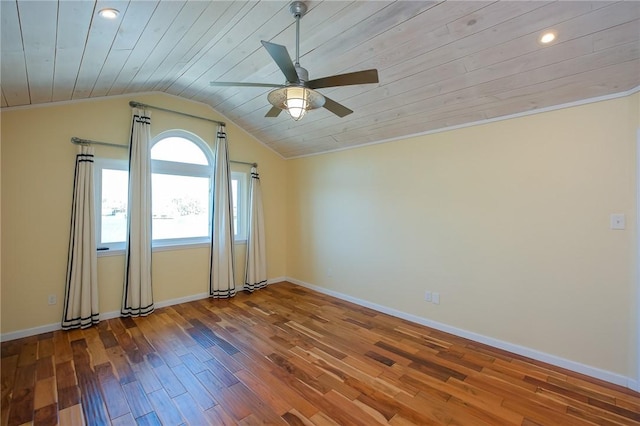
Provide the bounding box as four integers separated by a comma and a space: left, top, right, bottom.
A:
290, 1, 307, 67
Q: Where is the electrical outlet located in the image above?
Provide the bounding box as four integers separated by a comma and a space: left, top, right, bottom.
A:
610, 213, 625, 230
432, 292, 440, 305
424, 291, 432, 302
48, 294, 57, 305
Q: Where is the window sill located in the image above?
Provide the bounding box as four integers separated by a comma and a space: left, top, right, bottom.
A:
97, 240, 247, 257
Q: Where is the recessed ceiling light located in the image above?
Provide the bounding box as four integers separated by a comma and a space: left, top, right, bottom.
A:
98, 8, 119, 19
539, 31, 557, 45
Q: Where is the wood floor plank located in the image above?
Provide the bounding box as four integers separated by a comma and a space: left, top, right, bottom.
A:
214, 381, 286, 424
171, 363, 217, 410
35, 357, 54, 382
57, 404, 84, 426
134, 411, 162, 426
70, 340, 109, 426
79, 328, 109, 368
172, 392, 214, 425
32, 402, 57, 426
54, 361, 79, 411
104, 345, 136, 385
32, 377, 56, 411
1, 282, 638, 425
17, 342, 37, 368
110, 412, 136, 426
53, 332, 72, 365
121, 381, 153, 419
147, 388, 185, 426
36, 338, 53, 360
204, 404, 237, 426
130, 362, 162, 395
234, 369, 293, 416
6, 386, 34, 426
148, 363, 185, 399
1, 355, 19, 415
95, 362, 130, 420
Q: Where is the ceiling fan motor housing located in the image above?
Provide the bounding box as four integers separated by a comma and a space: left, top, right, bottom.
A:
295, 66, 309, 84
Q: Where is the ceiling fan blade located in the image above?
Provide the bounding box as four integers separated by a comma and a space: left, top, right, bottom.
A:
307, 69, 379, 89
265, 106, 282, 118
209, 81, 282, 88
261, 40, 299, 84
322, 96, 353, 118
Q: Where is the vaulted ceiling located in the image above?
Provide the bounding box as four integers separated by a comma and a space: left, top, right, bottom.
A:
2, 1, 639, 158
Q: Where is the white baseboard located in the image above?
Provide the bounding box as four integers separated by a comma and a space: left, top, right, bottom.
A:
285, 277, 637, 390
0, 323, 63, 342
0, 278, 286, 342
267, 276, 287, 285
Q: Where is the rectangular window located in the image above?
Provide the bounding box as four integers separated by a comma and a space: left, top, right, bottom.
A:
232, 171, 248, 242
95, 160, 249, 252
151, 173, 210, 242
95, 160, 128, 251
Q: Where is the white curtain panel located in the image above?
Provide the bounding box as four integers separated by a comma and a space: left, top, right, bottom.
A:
244, 166, 267, 292
209, 126, 236, 298
122, 108, 154, 317
62, 145, 99, 329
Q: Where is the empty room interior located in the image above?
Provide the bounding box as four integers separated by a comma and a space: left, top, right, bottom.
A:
1, 1, 640, 425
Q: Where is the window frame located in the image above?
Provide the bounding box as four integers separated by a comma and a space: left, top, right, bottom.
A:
94, 131, 249, 254
232, 170, 248, 243
94, 158, 128, 252
150, 130, 214, 248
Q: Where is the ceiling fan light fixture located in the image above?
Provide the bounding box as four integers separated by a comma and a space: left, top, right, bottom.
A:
285, 87, 309, 121
268, 86, 325, 121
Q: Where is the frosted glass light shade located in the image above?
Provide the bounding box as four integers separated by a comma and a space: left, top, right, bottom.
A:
285, 87, 308, 121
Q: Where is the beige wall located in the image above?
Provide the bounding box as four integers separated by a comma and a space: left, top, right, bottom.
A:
1, 93, 288, 334
287, 94, 639, 378
2, 90, 638, 381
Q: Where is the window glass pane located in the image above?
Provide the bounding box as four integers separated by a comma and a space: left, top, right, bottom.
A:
151, 137, 208, 165
232, 179, 238, 237
101, 169, 128, 243
152, 173, 210, 240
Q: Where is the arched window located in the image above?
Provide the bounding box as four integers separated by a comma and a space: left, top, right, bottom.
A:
150, 131, 213, 243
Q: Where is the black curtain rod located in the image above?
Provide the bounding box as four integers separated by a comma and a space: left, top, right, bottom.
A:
70, 137, 257, 168
129, 101, 225, 126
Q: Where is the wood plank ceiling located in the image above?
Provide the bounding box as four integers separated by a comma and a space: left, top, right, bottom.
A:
1, 1, 639, 158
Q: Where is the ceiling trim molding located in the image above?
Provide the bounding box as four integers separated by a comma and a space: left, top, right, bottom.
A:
4, 85, 638, 162
0, 91, 156, 112
286, 85, 640, 160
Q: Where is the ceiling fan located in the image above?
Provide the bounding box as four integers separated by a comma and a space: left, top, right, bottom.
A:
209, 1, 379, 121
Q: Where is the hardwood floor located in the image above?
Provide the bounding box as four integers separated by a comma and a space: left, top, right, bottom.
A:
2, 282, 639, 425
